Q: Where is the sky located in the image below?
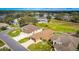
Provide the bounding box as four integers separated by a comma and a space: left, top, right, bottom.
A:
0, 0, 79, 8
0, 8, 79, 11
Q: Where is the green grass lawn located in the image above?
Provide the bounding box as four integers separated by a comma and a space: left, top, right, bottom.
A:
36, 19, 79, 33
8, 29, 21, 37
19, 38, 29, 43
28, 41, 52, 51
0, 47, 11, 51
0, 40, 5, 47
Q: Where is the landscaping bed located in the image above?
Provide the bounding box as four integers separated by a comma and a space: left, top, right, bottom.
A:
19, 38, 29, 43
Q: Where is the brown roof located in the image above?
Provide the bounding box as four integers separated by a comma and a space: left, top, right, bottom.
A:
31, 29, 53, 41
23, 24, 40, 33
52, 33, 79, 51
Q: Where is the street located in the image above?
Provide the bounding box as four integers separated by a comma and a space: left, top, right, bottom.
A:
0, 32, 27, 51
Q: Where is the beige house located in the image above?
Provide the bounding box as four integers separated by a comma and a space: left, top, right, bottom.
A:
31, 29, 54, 42
0, 23, 9, 28
22, 24, 43, 37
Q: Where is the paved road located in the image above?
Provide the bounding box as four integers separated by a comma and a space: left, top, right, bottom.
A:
0, 32, 27, 51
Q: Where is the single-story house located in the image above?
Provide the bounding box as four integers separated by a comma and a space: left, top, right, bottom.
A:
35, 13, 48, 23
37, 18, 48, 23
11, 18, 21, 26
0, 23, 11, 30
22, 24, 43, 37
51, 33, 79, 51
0, 23, 9, 28
0, 15, 6, 20
31, 29, 54, 42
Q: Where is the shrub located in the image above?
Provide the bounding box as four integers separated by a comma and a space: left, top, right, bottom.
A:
76, 30, 79, 37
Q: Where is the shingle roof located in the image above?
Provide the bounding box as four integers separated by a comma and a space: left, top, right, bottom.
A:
22, 24, 40, 33
31, 29, 53, 41
52, 33, 79, 51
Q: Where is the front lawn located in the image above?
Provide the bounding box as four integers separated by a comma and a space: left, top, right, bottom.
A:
19, 38, 29, 43
36, 19, 79, 33
0, 40, 5, 47
8, 29, 21, 37
0, 47, 11, 51
28, 41, 52, 51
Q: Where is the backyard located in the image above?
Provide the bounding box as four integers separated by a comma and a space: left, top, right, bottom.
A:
36, 19, 79, 33
28, 41, 52, 51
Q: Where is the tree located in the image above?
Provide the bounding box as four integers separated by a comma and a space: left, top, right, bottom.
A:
70, 12, 79, 23
0, 26, 7, 30
76, 30, 79, 37
19, 16, 38, 27
3, 14, 14, 24
46, 15, 51, 22
39, 13, 44, 17
76, 30, 79, 34
47, 39, 54, 51
77, 43, 79, 51
55, 14, 63, 20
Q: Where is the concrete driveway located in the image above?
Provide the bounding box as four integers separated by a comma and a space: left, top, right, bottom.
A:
21, 39, 34, 48
13, 32, 28, 41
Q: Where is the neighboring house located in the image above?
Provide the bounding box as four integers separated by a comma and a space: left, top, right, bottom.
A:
37, 18, 48, 23
62, 14, 72, 21
35, 13, 48, 23
43, 13, 48, 18
31, 29, 54, 42
12, 18, 21, 27
22, 24, 43, 37
0, 23, 9, 28
0, 15, 6, 20
0, 23, 10, 30
51, 33, 79, 51
0, 23, 12, 32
